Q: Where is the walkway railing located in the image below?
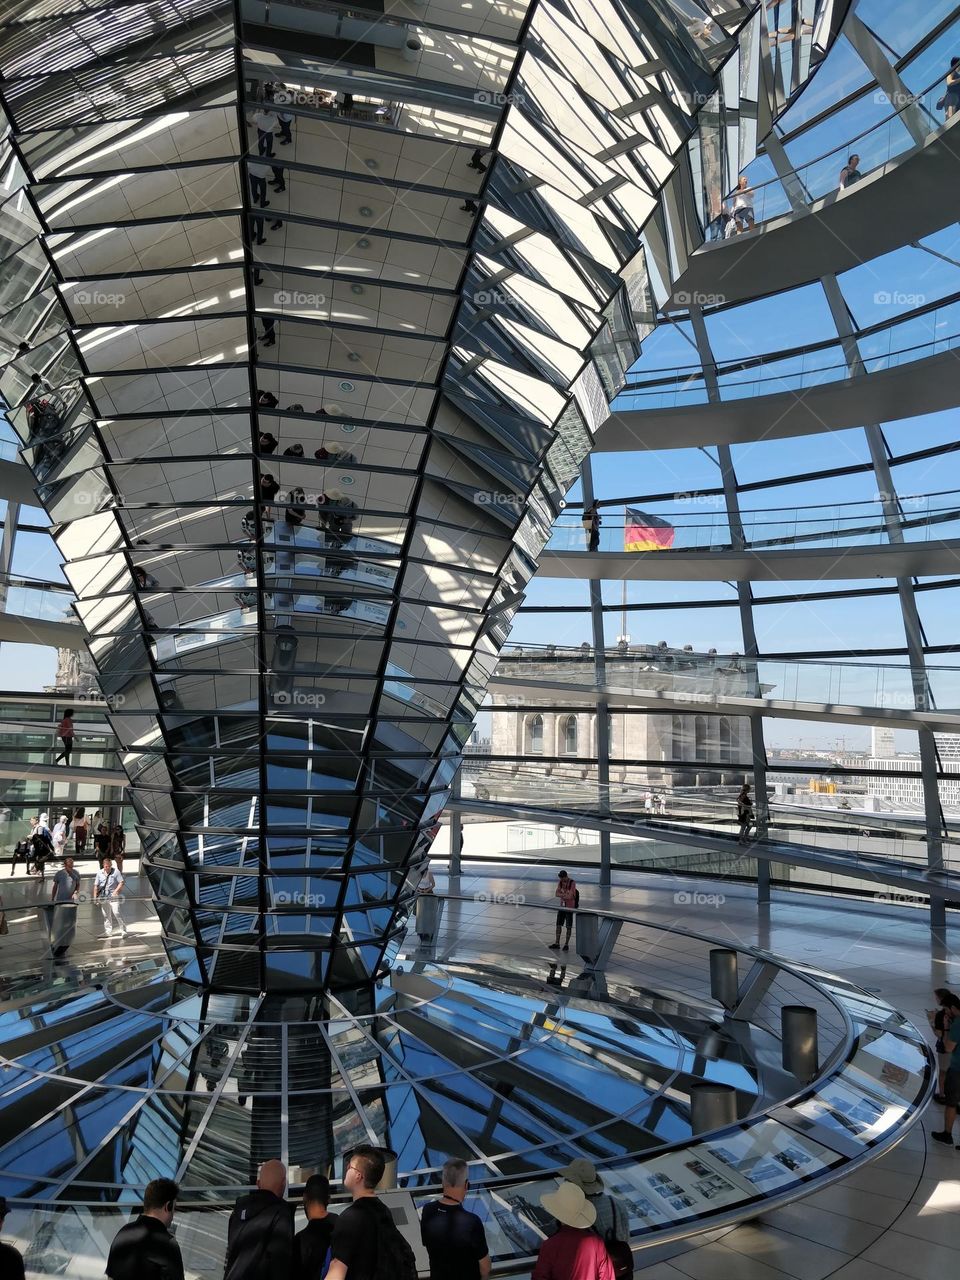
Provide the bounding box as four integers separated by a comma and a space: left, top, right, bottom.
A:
614, 301, 960, 408
494, 644, 960, 715
545, 492, 960, 553
699, 69, 953, 233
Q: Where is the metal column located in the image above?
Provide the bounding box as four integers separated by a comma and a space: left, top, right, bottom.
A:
580, 457, 612, 888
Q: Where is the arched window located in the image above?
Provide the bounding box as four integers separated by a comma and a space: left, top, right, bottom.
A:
671, 714, 684, 761
527, 714, 544, 755
695, 715, 708, 762
561, 715, 578, 755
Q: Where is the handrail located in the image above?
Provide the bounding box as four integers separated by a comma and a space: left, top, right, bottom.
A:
619, 320, 960, 391
496, 641, 960, 675
722, 67, 946, 205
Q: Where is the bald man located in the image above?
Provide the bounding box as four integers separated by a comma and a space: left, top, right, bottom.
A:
224, 1159, 294, 1280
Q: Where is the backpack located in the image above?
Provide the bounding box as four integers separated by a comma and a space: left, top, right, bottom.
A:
371, 1202, 417, 1280
603, 1229, 633, 1279
574, 888, 580, 908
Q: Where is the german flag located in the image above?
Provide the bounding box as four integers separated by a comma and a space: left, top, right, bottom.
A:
624, 507, 675, 551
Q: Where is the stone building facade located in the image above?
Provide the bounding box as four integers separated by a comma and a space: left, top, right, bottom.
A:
490, 643, 758, 788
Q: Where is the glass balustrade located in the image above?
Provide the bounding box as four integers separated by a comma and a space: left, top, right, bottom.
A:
544, 494, 960, 553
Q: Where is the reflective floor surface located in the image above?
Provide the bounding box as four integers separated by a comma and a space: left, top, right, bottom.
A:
0, 865, 952, 1279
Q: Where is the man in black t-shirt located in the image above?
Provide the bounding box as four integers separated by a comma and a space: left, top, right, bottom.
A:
106, 1178, 183, 1280
295, 1173, 338, 1279
420, 1158, 490, 1280
326, 1147, 385, 1280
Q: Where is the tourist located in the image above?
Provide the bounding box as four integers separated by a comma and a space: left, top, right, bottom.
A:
927, 989, 960, 1103
736, 783, 755, 844
94, 856, 127, 939
725, 174, 755, 234
249, 159, 271, 207
940, 57, 960, 118
581, 504, 600, 552
416, 863, 436, 894
111, 823, 126, 873
327, 1145, 416, 1280
932, 1011, 960, 1146
73, 808, 88, 856
51, 812, 68, 859
838, 153, 861, 189
106, 1178, 183, 1280
30, 814, 53, 876
259, 430, 278, 454
49, 855, 80, 959
549, 868, 577, 952
558, 1159, 629, 1258
94, 822, 112, 864
530, 1183, 613, 1279
294, 1173, 338, 1280
420, 1156, 490, 1279
253, 106, 280, 156
224, 1159, 294, 1280
55, 706, 74, 765
0, 1197, 24, 1280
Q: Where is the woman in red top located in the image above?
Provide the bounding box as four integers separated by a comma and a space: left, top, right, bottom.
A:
549, 868, 577, 952
531, 1183, 614, 1280
55, 708, 74, 766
